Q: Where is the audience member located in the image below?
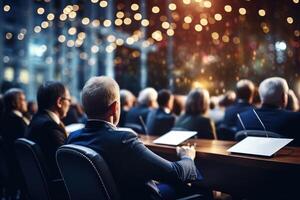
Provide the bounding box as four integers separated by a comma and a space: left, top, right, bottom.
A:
118, 89, 135, 127
219, 90, 236, 108
222, 79, 255, 127
237, 77, 300, 146
125, 87, 157, 132
1, 88, 29, 198
146, 89, 176, 135
286, 89, 299, 112
172, 95, 185, 116
62, 98, 80, 125
27, 81, 71, 179
24, 101, 38, 120
175, 88, 217, 139
67, 76, 201, 199
208, 96, 224, 125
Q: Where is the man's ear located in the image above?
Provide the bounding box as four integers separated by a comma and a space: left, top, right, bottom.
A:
281, 93, 288, 108
56, 97, 63, 108
107, 101, 117, 116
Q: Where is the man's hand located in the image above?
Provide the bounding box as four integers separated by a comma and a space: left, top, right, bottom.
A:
176, 145, 196, 160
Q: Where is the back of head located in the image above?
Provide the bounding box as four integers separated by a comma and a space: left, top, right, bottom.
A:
258, 77, 289, 108
81, 76, 120, 119
236, 79, 255, 102
185, 88, 210, 115
3, 88, 24, 112
137, 87, 157, 107
157, 89, 172, 108
120, 89, 135, 108
219, 90, 236, 107
37, 81, 66, 111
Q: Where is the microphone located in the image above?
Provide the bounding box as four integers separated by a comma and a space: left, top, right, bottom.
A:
139, 116, 148, 135
252, 109, 268, 138
237, 113, 248, 137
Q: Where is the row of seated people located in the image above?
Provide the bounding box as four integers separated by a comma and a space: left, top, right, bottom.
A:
0, 78, 208, 200
119, 77, 300, 146
0, 76, 299, 199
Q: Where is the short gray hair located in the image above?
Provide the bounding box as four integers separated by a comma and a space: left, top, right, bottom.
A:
137, 87, 157, 105
258, 77, 289, 107
81, 76, 120, 118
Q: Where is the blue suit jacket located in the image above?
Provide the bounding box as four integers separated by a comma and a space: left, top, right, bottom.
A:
146, 108, 176, 135
66, 120, 200, 199
223, 100, 254, 127
236, 105, 300, 146
125, 104, 152, 125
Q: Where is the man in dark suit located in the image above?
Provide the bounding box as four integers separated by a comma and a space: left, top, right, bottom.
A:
237, 77, 300, 146
118, 89, 135, 127
1, 88, 29, 197
146, 89, 176, 135
67, 76, 201, 199
125, 87, 157, 133
27, 81, 71, 179
223, 79, 255, 127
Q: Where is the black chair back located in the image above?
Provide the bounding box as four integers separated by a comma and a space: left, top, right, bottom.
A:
56, 144, 120, 200
235, 130, 283, 141
14, 138, 52, 200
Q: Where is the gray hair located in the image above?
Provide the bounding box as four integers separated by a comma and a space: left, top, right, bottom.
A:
81, 76, 120, 118
3, 88, 24, 112
137, 87, 157, 106
258, 77, 289, 107
120, 89, 135, 107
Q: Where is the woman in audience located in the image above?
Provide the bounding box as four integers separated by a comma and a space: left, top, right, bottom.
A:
175, 88, 217, 139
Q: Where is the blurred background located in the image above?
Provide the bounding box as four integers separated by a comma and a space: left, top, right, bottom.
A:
1, 0, 300, 100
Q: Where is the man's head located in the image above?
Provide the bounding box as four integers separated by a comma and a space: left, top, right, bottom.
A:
137, 87, 158, 108
3, 88, 27, 113
258, 77, 289, 108
236, 79, 255, 103
120, 89, 135, 111
37, 81, 71, 119
185, 88, 210, 115
157, 89, 174, 110
81, 76, 120, 125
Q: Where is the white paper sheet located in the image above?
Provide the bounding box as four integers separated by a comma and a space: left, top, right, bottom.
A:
153, 130, 197, 146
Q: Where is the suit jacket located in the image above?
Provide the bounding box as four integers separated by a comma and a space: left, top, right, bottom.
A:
66, 120, 200, 199
1, 111, 28, 182
1, 111, 28, 147
126, 104, 152, 125
146, 108, 176, 135
223, 100, 254, 127
236, 105, 300, 146
175, 114, 216, 139
26, 110, 67, 179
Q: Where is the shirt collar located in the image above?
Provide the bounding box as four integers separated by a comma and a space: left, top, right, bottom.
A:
163, 107, 171, 114
45, 109, 60, 124
12, 110, 23, 118
12, 110, 30, 125
87, 119, 117, 129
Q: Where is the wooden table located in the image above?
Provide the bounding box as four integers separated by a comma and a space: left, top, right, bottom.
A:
140, 135, 300, 199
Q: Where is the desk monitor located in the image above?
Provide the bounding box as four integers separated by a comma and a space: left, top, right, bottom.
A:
227, 136, 293, 157
153, 130, 197, 146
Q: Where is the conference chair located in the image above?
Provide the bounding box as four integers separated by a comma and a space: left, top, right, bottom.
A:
56, 144, 203, 200
56, 144, 120, 200
14, 138, 67, 200
235, 130, 283, 141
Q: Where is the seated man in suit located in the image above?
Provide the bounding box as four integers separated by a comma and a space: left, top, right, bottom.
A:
27, 81, 71, 179
1, 88, 29, 197
118, 89, 135, 127
67, 76, 201, 199
125, 87, 157, 133
146, 89, 176, 135
237, 77, 300, 146
223, 79, 255, 127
